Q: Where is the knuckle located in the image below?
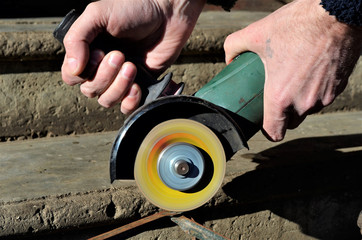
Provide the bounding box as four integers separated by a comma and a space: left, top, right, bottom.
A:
63, 33, 78, 50
270, 133, 284, 142
270, 92, 290, 110
298, 95, 321, 115
80, 85, 97, 98
84, 1, 99, 13
120, 101, 138, 115
321, 94, 335, 107
98, 97, 113, 108
223, 34, 235, 53
263, 125, 284, 142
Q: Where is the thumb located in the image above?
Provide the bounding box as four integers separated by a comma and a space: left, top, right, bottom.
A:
224, 24, 263, 64
63, 4, 104, 77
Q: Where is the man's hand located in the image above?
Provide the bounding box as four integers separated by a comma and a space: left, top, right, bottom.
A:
61, 0, 205, 114
224, 0, 362, 141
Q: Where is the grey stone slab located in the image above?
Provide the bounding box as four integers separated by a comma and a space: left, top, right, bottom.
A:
1, 111, 360, 204
0, 132, 119, 203
0, 18, 62, 32
0, 12, 271, 60
0, 111, 361, 238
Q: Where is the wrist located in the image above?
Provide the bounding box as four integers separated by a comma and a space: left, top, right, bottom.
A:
320, 0, 362, 27
307, 0, 362, 41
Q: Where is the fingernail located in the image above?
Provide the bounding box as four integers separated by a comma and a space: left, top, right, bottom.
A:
128, 85, 139, 97
121, 63, 136, 79
67, 58, 78, 75
108, 52, 123, 68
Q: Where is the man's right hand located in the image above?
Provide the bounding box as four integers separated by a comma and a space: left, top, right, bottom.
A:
224, 0, 362, 142
61, 0, 205, 114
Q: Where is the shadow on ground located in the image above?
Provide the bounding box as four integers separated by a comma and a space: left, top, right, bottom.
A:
205, 134, 362, 239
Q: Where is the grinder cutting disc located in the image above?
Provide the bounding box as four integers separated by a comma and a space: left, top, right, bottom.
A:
134, 118, 226, 212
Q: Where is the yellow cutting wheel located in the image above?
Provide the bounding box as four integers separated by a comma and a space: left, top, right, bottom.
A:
134, 118, 226, 212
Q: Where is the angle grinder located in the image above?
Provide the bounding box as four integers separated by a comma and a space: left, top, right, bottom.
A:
54, 10, 265, 212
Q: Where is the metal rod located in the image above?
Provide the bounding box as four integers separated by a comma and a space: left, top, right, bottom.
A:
88, 210, 179, 240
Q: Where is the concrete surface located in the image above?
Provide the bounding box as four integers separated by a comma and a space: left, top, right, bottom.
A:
1, 9, 362, 240
1, 11, 362, 141
1, 111, 361, 239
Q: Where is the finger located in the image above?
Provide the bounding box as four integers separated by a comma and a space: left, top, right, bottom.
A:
80, 51, 125, 98
62, 49, 104, 86
81, 49, 105, 79
120, 84, 142, 115
262, 113, 288, 142
98, 62, 137, 108
262, 90, 289, 142
62, 2, 104, 80
224, 30, 250, 64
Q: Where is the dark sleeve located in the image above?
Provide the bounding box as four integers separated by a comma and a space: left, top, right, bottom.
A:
206, 0, 237, 11
321, 0, 362, 26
